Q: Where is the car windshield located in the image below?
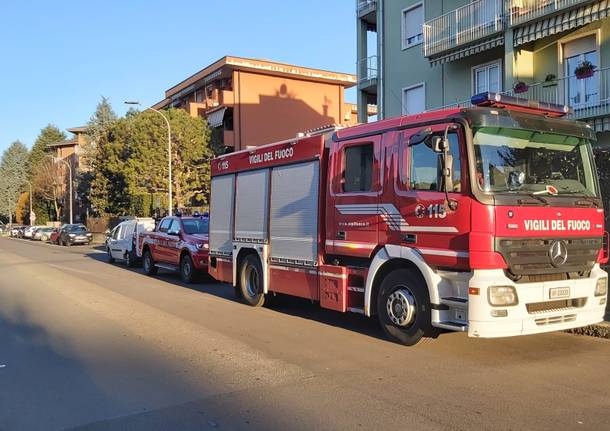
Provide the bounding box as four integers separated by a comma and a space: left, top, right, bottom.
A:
182, 218, 208, 235
68, 226, 87, 233
473, 127, 598, 197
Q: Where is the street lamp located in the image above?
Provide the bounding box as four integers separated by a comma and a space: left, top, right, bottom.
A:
125, 101, 173, 216
46, 155, 73, 224
25, 180, 33, 226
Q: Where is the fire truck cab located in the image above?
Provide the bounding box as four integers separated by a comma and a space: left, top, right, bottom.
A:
208, 93, 608, 345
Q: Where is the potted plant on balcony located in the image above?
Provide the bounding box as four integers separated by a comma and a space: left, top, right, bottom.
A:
574, 60, 596, 79
513, 80, 529, 94
542, 73, 557, 88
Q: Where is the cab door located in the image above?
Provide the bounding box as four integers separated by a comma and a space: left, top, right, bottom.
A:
108, 225, 123, 259
165, 218, 183, 265
327, 135, 382, 258
394, 123, 471, 270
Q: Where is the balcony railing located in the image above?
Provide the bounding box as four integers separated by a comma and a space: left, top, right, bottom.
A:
430, 68, 610, 121
506, 68, 610, 120
357, 0, 376, 17
423, 0, 504, 57
358, 55, 378, 84
508, 0, 592, 26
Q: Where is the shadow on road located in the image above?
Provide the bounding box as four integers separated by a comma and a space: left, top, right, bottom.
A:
83, 251, 390, 342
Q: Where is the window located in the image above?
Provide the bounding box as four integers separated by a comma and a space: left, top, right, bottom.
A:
343, 144, 374, 192
111, 226, 121, 240
564, 35, 599, 108
409, 133, 461, 192
402, 3, 424, 49
402, 84, 425, 115
473, 61, 501, 94
168, 219, 182, 235
158, 218, 172, 233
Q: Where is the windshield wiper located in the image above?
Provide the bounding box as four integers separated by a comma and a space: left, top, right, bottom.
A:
519, 193, 550, 206
558, 191, 601, 207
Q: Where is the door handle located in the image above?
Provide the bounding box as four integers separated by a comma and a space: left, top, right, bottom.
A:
336, 231, 346, 240
402, 234, 417, 244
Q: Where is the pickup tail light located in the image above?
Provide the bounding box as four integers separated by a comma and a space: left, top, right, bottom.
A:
598, 231, 609, 265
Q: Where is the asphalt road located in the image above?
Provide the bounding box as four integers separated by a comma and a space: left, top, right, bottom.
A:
1, 237, 609, 431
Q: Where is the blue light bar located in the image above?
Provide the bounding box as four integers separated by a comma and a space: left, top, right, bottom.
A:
470, 92, 572, 116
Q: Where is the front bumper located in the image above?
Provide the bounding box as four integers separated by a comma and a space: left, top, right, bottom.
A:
191, 250, 209, 271
68, 237, 92, 244
468, 265, 607, 338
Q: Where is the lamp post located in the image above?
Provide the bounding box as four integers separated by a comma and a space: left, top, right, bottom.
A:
125, 101, 172, 216
25, 180, 33, 226
46, 155, 73, 224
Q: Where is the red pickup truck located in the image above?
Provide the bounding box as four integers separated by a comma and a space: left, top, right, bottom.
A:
139, 215, 209, 283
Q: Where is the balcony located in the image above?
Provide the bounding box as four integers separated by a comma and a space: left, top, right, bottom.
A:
423, 0, 504, 59
508, 0, 592, 26
506, 68, 610, 120
430, 68, 610, 123
357, 0, 377, 26
357, 55, 378, 92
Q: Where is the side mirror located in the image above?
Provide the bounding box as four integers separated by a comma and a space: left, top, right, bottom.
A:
440, 154, 454, 193
409, 127, 432, 146
426, 136, 447, 153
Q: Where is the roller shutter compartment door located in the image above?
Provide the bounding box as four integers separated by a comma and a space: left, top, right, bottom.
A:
209, 174, 235, 255
270, 161, 320, 265
235, 169, 269, 242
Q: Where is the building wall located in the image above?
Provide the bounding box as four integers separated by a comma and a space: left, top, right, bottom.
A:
233, 71, 349, 149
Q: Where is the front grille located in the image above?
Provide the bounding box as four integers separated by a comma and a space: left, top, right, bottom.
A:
496, 237, 601, 279
535, 314, 577, 326
526, 298, 587, 314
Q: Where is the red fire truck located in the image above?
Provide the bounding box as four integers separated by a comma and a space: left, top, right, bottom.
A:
208, 93, 608, 345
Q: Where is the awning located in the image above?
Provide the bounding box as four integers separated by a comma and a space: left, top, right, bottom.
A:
206, 107, 227, 128
429, 36, 504, 67
514, 0, 610, 46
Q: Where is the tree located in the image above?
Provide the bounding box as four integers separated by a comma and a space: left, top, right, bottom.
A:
89, 108, 212, 215
32, 158, 64, 220
81, 97, 118, 216
0, 141, 30, 224
29, 125, 65, 175
29, 125, 66, 223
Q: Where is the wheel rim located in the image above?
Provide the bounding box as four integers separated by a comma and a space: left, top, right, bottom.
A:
182, 259, 192, 278
386, 287, 417, 327
244, 264, 260, 297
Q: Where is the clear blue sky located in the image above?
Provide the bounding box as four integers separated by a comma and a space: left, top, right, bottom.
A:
0, 0, 356, 152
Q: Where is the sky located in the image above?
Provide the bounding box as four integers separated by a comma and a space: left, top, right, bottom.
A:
0, 0, 357, 152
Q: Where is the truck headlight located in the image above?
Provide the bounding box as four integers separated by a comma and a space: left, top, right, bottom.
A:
595, 277, 608, 297
196, 243, 209, 250
488, 286, 519, 306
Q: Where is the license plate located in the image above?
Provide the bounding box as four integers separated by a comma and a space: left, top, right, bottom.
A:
549, 287, 570, 299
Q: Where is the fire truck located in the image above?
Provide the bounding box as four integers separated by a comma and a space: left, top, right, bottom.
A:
208, 92, 609, 345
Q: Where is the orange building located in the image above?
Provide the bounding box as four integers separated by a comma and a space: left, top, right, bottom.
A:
47, 126, 87, 169
153, 56, 362, 151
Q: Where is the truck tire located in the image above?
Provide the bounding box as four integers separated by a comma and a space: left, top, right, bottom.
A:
143, 249, 157, 275
107, 248, 115, 264
180, 254, 196, 284
239, 254, 265, 307
376, 268, 433, 346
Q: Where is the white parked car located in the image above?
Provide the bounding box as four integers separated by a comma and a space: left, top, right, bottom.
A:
106, 218, 156, 266
24, 225, 45, 239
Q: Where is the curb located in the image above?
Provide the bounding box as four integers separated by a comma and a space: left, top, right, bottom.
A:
567, 321, 610, 339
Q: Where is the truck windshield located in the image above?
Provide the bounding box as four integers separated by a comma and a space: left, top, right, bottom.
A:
472, 127, 598, 197
182, 218, 209, 235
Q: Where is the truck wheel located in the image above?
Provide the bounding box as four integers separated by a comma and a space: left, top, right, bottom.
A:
180, 254, 196, 283
143, 249, 157, 275
376, 268, 433, 346
239, 254, 265, 307
107, 248, 115, 263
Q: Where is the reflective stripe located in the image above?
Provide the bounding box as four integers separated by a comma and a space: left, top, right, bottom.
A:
325, 240, 376, 250
417, 248, 469, 258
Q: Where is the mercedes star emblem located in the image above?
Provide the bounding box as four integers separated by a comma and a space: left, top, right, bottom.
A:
549, 240, 568, 267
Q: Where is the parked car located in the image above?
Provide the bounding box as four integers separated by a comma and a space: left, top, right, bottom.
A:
106, 218, 156, 266
57, 224, 92, 246
15, 226, 27, 238
24, 225, 47, 239
50, 227, 62, 244
139, 215, 209, 283
9, 226, 23, 237
33, 227, 55, 241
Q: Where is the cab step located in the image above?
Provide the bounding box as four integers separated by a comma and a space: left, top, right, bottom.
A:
440, 297, 468, 309
434, 321, 468, 332
155, 263, 179, 272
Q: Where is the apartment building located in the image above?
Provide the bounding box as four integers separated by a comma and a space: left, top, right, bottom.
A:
153, 56, 362, 151
356, 0, 610, 146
